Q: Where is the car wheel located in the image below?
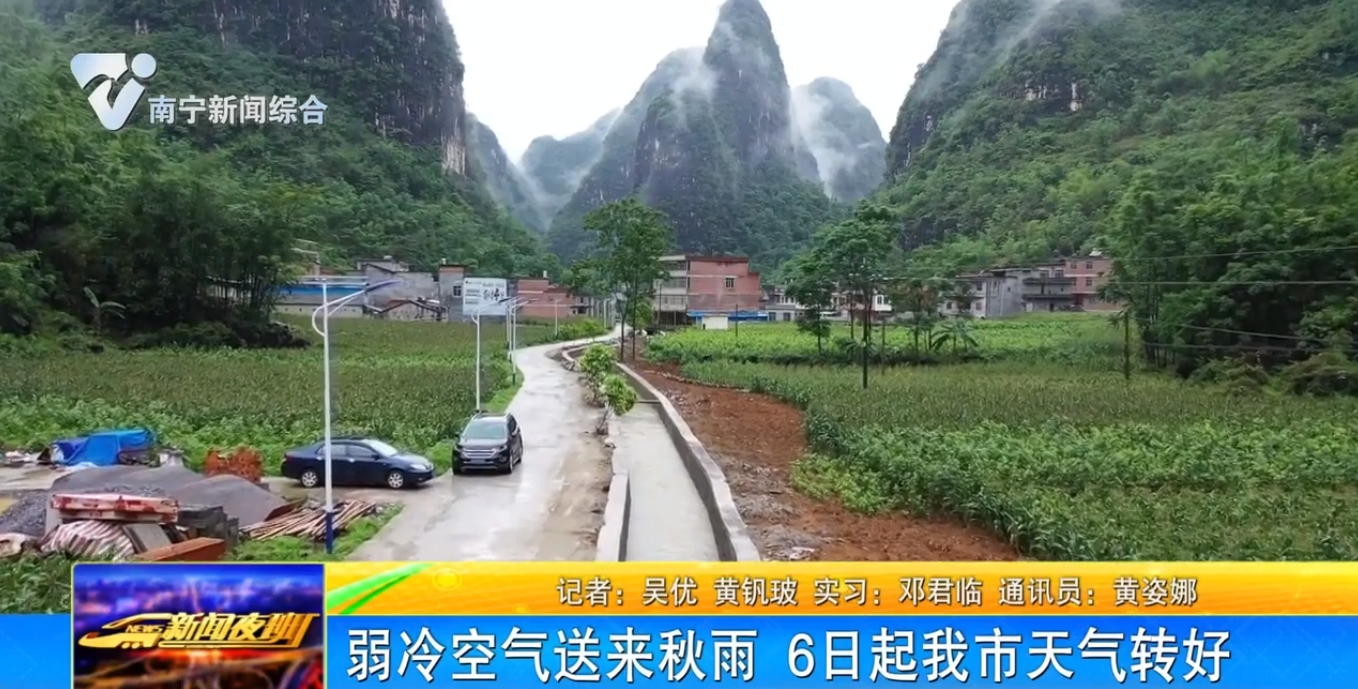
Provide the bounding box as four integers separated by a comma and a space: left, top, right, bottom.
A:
386, 470, 406, 489
452, 463, 464, 476
299, 469, 319, 488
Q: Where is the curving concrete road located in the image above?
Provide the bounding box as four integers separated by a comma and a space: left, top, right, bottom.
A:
348, 332, 616, 562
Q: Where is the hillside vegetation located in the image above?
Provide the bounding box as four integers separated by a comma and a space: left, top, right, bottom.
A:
879, 0, 1358, 366
1, 0, 549, 343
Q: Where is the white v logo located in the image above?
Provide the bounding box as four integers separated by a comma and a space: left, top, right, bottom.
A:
70, 53, 158, 131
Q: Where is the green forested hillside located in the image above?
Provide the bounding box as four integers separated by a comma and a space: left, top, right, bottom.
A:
880, 0, 1358, 366
1, 0, 549, 343
547, 0, 846, 269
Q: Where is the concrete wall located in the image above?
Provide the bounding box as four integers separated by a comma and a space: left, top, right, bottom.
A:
438, 265, 467, 321
275, 303, 365, 318
595, 473, 631, 562
971, 275, 1024, 318
614, 362, 761, 561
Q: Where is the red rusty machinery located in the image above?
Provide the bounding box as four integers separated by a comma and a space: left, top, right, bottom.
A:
204, 446, 265, 483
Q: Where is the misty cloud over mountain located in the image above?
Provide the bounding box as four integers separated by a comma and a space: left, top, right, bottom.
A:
463, 0, 886, 262
541, 0, 888, 265
791, 78, 887, 202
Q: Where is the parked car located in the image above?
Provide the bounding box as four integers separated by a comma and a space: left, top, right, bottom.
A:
453, 413, 523, 475
281, 437, 435, 489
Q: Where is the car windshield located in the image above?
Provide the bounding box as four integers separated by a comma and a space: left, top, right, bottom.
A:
365, 440, 401, 457
462, 419, 508, 441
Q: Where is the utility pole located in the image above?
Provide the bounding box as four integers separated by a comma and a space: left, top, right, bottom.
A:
1123, 309, 1131, 382
734, 291, 740, 339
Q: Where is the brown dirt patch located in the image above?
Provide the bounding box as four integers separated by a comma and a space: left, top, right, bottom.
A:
623, 353, 1017, 561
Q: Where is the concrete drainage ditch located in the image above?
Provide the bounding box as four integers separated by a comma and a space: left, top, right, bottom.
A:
558, 342, 760, 562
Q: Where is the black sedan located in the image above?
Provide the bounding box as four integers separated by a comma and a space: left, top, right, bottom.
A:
281, 437, 435, 489
453, 413, 523, 474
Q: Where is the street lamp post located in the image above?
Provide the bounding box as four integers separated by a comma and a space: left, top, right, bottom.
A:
469, 296, 522, 410
469, 304, 484, 411
504, 298, 525, 385
310, 277, 397, 553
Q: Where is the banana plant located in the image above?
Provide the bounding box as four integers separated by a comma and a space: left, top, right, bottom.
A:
83, 286, 125, 337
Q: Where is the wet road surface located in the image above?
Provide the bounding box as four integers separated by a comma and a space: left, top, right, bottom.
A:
348, 334, 614, 561
611, 403, 720, 560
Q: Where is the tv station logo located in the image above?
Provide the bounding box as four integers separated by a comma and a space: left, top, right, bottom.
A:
77, 611, 319, 650
70, 52, 328, 131
73, 563, 326, 689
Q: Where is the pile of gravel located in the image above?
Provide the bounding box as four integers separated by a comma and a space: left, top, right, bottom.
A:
0, 484, 170, 538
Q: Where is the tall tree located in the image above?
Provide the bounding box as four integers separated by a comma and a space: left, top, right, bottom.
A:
783, 253, 835, 355
810, 203, 896, 388
582, 198, 673, 358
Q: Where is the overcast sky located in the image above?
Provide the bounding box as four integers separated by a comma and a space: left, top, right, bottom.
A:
444, 0, 960, 162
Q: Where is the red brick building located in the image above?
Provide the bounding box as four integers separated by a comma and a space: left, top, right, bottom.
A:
513, 277, 587, 321
1063, 253, 1119, 311
654, 253, 763, 325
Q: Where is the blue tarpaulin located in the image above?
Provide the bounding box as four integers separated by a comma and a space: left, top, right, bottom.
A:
53, 429, 155, 467
688, 310, 769, 321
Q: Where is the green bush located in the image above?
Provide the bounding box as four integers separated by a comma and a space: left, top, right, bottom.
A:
523, 318, 609, 345
1280, 350, 1358, 397
0, 555, 82, 613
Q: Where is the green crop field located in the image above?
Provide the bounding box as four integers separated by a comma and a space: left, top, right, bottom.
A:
0, 317, 604, 474
655, 316, 1358, 560
648, 314, 1124, 368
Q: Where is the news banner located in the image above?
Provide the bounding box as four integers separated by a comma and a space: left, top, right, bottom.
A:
4, 563, 1356, 688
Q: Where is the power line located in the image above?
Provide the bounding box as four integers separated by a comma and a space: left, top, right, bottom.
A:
1117, 317, 1357, 361
1148, 321, 1322, 343
1131, 317, 1354, 345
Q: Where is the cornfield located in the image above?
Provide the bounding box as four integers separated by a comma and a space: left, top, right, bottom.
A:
676, 354, 1358, 560
0, 318, 596, 474
648, 314, 1123, 368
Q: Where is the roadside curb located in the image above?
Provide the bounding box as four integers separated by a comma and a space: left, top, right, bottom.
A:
615, 362, 762, 561
595, 471, 631, 561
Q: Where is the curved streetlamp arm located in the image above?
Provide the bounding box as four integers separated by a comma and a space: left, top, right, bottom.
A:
310, 279, 400, 336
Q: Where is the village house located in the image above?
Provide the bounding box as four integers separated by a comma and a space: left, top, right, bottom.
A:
512, 277, 596, 322
1063, 252, 1118, 311
654, 254, 765, 326
778, 253, 1122, 321
275, 258, 594, 324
